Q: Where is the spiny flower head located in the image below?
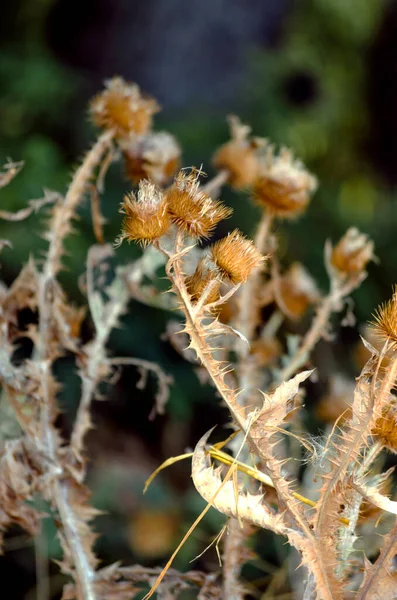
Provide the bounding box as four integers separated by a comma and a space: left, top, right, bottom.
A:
122, 131, 181, 187
166, 169, 232, 239
278, 262, 320, 319
253, 146, 317, 217
371, 285, 397, 345
331, 227, 374, 276
116, 180, 169, 247
90, 77, 160, 138
185, 258, 221, 311
210, 229, 264, 284
212, 115, 265, 189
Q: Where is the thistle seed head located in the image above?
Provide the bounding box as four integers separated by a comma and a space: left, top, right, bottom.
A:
90, 77, 160, 138
278, 262, 320, 319
331, 227, 374, 276
166, 169, 232, 239
253, 146, 317, 217
210, 229, 265, 284
371, 285, 397, 345
116, 181, 170, 247
122, 131, 181, 187
212, 116, 264, 189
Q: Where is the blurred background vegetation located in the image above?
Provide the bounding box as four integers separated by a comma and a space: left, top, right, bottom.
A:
1, 0, 397, 597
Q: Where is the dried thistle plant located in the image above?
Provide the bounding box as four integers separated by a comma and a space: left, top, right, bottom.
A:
0, 77, 396, 600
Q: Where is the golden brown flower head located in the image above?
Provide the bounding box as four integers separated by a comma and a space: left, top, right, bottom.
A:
212, 116, 264, 189
122, 132, 181, 187
372, 405, 397, 453
166, 169, 232, 239
278, 262, 320, 319
371, 286, 397, 345
116, 181, 170, 247
90, 77, 160, 138
331, 227, 374, 276
253, 146, 317, 217
210, 229, 265, 284
185, 259, 221, 311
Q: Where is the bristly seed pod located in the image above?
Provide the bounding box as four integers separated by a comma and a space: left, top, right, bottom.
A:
371, 285, 397, 345
372, 405, 397, 453
166, 169, 232, 239
212, 115, 265, 189
331, 227, 374, 276
90, 77, 160, 138
116, 181, 170, 247
253, 146, 317, 217
210, 229, 264, 284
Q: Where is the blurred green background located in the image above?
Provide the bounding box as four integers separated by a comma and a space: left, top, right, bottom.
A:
1, 0, 397, 597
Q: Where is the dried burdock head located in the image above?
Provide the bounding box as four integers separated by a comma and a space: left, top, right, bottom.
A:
212, 115, 265, 189
253, 146, 317, 217
122, 131, 181, 187
250, 337, 282, 367
210, 229, 264, 284
185, 258, 221, 308
331, 227, 374, 276
116, 180, 170, 247
278, 262, 320, 319
372, 404, 397, 453
90, 77, 160, 138
371, 285, 397, 345
166, 169, 232, 239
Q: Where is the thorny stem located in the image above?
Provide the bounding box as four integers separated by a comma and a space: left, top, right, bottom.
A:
43, 130, 114, 283
36, 133, 114, 600
278, 275, 364, 383
158, 233, 338, 600
224, 211, 274, 593
156, 232, 247, 433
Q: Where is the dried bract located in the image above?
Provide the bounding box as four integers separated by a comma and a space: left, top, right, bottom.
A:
116, 181, 170, 246
211, 229, 264, 284
212, 115, 264, 189
122, 131, 181, 187
253, 146, 317, 217
331, 227, 374, 276
90, 77, 159, 138
166, 169, 232, 239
